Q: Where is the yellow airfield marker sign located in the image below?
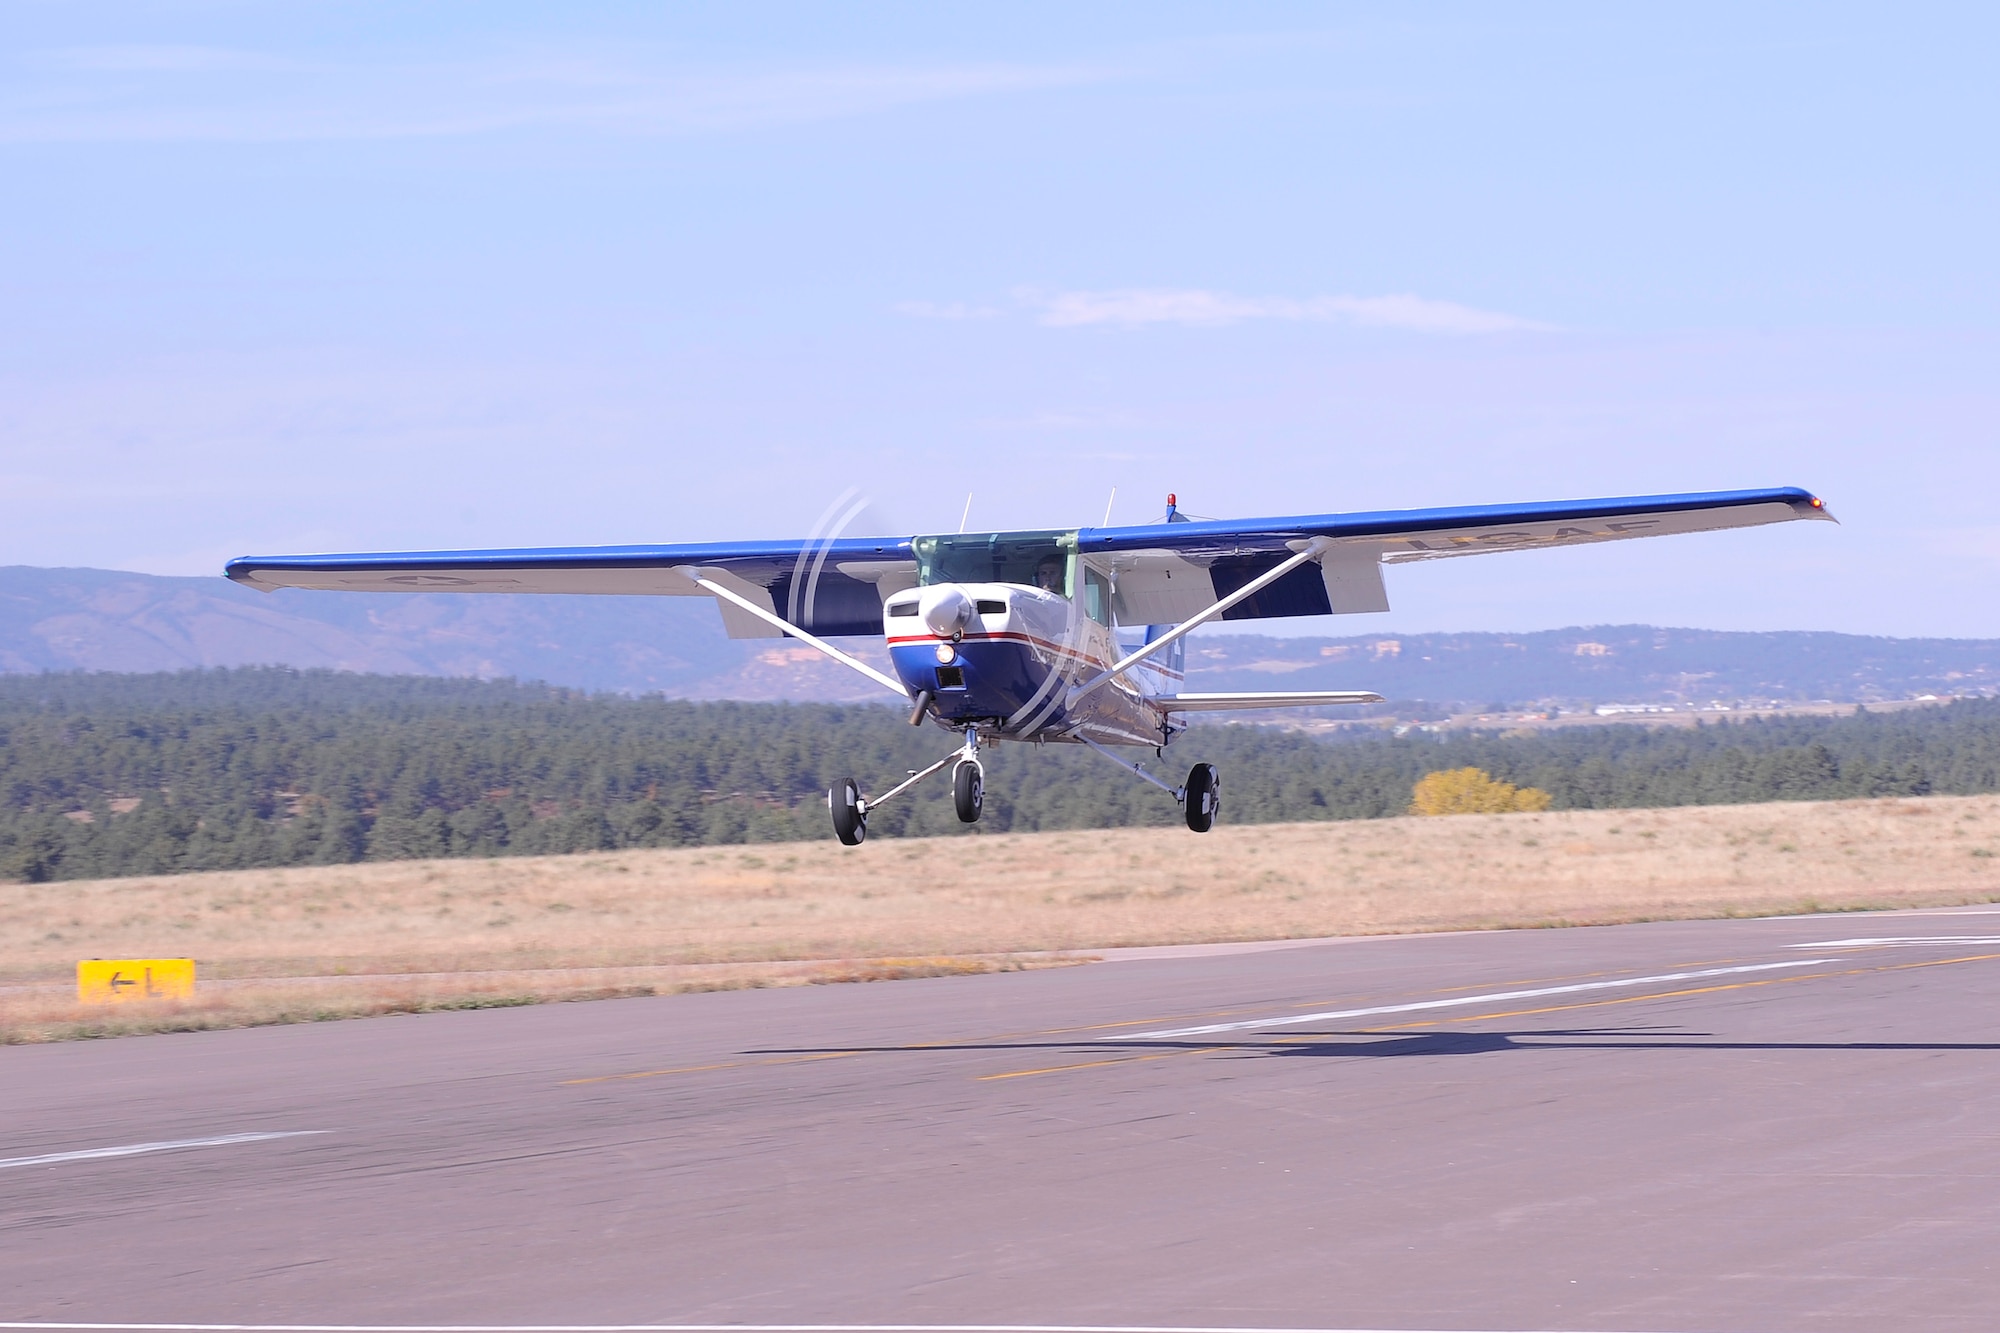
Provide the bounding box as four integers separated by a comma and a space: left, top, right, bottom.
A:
77, 958, 196, 1004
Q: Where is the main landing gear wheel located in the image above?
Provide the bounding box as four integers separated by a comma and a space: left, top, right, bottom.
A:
953, 760, 984, 824
1183, 763, 1219, 833
829, 777, 867, 846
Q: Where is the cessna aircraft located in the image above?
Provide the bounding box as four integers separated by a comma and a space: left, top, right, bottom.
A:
227, 486, 1832, 844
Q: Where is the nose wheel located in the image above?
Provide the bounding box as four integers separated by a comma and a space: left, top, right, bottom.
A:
953, 760, 984, 823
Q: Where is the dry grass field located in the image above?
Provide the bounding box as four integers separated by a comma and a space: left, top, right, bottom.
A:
7, 792, 2000, 1042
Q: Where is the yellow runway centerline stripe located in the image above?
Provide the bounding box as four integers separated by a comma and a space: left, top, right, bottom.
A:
1428, 968, 1625, 993
1047, 1006, 1280, 1034
1879, 949, 2000, 971
978, 1046, 1229, 1081
563, 1061, 744, 1083
563, 1050, 861, 1085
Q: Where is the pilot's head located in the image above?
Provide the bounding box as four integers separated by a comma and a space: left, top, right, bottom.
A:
1034, 555, 1066, 594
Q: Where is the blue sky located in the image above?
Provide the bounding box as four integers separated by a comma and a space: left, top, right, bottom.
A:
2, 3, 1995, 636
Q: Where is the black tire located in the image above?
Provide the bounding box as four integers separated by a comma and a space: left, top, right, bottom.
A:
1183, 763, 1219, 833
952, 760, 984, 824
829, 778, 867, 846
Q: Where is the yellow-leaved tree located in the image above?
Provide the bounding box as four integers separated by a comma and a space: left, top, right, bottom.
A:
1410, 766, 1553, 816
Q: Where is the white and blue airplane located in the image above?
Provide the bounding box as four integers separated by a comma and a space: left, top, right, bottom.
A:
227, 486, 1832, 844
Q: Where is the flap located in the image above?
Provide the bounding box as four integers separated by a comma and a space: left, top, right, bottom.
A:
1109, 551, 1218, 624
1319, 547, 1390, 614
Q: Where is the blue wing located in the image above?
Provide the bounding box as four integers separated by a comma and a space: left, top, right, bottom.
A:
226, 536, 918, 638
1091, 486, 1833, 623
226, 486, 1830, 634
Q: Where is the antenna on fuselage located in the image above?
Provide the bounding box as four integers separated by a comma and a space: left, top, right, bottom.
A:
1102, 488, 1117, 526
958, 492, 973, 533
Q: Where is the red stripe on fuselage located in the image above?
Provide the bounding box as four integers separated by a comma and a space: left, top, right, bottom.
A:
885, 630, 1185, 681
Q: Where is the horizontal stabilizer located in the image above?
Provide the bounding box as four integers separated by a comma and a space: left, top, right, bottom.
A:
1154, 690, 1384, 713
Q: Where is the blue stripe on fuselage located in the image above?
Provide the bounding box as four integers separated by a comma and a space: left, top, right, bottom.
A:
889, 638, 1058, 724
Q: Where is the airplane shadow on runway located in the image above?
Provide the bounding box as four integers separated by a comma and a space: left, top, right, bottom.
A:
1250, 1028, 2000, 1057
749, 1026, 2000, 1062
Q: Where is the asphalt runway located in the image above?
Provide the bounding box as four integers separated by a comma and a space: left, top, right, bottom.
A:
8, 909, 2000, 1333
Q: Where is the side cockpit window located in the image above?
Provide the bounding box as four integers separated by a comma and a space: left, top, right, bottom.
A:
1083, 567, 1112, 626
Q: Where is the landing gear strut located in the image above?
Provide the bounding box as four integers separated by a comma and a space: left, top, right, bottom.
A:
831, 730, 1216, 844
826, 727, 984, 845
1074, 736, 1221, 833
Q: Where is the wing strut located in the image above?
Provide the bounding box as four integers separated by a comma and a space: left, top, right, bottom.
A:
1066, 538, 1330, 708
681, 568, 910, 699
1076, 735, 1186, 799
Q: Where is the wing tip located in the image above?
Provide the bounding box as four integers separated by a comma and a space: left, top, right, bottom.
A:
223, 560, 276, 592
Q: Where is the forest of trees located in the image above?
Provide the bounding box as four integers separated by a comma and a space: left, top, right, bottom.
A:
2, 668, 1994, 883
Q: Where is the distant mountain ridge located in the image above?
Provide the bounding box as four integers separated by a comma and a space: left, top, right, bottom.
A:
3, 566, 1995, 707
0, 564, 797, 696
1187, 626, 2000, 708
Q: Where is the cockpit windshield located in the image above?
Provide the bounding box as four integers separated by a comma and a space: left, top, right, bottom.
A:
914, 530, 1075, 592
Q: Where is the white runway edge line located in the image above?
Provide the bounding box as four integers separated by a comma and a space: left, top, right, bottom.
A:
1101, 960, 1830, 1041
1789, 937, 2000, 949
0, 1326, 1676, 1333
0, 1132, 325, 1172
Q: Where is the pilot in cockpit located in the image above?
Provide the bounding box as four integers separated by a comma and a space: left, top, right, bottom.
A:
1033, 555, 1066, 595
